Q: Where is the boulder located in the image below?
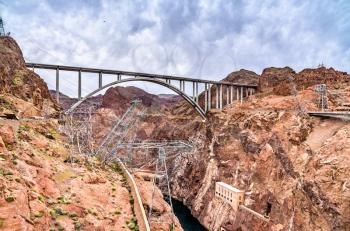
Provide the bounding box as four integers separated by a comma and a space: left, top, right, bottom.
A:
0, 125, 15, 145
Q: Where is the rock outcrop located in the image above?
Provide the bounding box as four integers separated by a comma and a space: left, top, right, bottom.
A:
85, 61, 350, 231
259, 66, 350, 96
0, 36, 166, 231
101, 86, 181, 116
0, 118, 141, 230
0, 37, 58, 116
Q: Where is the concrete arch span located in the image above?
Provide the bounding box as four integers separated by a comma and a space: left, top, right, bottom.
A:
66, 77, 206, 119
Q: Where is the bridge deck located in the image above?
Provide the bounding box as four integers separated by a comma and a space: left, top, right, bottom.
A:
25, 63, 258, 88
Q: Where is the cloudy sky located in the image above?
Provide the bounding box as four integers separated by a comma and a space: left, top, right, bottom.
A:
1, 0, 349, 97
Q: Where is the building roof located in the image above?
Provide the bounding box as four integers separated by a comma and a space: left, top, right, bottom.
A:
216, 182, 244, 193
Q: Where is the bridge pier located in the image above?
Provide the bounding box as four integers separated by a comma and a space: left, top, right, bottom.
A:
179, 80, 183, 91
215, 84, 219, 109
25, 63, 258, 119
192, 82, 195, 101
208, 84, 211, 110
99, 71, 103, 89
78, 70, 82, 100
204, 83, 208, 112
195, 82, 199, 103
226, 85, 229, 105
56, 67, 60, 103
219, 84, 223, 109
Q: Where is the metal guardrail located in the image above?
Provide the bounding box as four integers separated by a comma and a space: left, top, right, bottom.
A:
118, 160, 151, 231
307, 111, 350, 119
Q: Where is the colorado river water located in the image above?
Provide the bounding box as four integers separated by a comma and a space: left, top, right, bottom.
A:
172, 199, 207, 231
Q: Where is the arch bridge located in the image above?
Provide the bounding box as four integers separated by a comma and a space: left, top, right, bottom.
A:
26, 63, 258, 119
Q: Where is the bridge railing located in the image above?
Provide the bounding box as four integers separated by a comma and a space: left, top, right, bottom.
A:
26, 63, 258, 115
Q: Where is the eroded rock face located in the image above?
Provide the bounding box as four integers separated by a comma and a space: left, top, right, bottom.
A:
0, 117, 143, 230
259, 66, 350, 96
135, 173, 183, 231
0, 37, 57, 113
259, 67, 296, 95
145, 86, 350, 231
85, 63, 350, 231
0, 125, 15, 146
224, 69, 260, 85
101, 86, 182, 116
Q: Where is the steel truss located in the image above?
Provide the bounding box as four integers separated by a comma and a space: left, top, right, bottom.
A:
94, 99, 146, 162
60, 98, 193, 228
59, 105, 95, 161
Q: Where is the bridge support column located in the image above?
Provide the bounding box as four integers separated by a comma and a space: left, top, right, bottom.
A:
219, 84, 223, 109
99, 72, 103, 89
204, 83, 208, 112
195, 82, 199, 103
230, 86, 234, 104
227, 86, 229, 105
56, 67, 60, 103
192, 82, 195, 100
208, 84, 211, 110
216, 85, 219, 109
117, 74, 121, 81
78, 70, 82, 100
240, 87, 243, 104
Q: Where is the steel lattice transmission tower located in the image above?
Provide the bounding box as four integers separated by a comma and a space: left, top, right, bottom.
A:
0, 17, 5, 36
315, 84, 328, 111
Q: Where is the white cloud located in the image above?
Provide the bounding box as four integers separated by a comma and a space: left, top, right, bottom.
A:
1, 0, 349, 97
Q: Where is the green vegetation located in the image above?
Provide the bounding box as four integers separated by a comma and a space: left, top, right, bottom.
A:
126, 217, 139, 231
5, 195, 15, 202
47, 199, 55, 205
38, 194, 45, 203
18, 125, 30, 132
0, 217, 5, 228
68, 212, 77, 218
0, 167, 13, 176
54, 207, 67, 216
87, 208, 98, 216
129, 196, 134, 205
74, 221, 81, 230
54, 221, 64, 231
56, 195, 71, 204
33, 211, 44, 218
12, 69, 26, 86
0, 154, 7, 161
113, 209, 121, 215
46, 128, 58, 140
49, 210, 57, 219
0, 96, 15, 111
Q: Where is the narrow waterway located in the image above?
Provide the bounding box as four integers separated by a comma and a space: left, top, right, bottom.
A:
172, 199, 208, 231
